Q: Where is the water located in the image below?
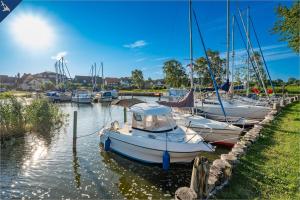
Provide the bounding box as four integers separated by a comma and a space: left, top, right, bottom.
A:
0, 97, 229, 199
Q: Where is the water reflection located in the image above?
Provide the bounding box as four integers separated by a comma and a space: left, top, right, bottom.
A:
1, 99, 230, 199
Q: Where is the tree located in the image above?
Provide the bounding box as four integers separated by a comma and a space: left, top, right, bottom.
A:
131, 69, 144, 89
41, 82, 55, 91
272, 1, 300, 53
194, 49, 226, 86
287, 77, 297, 84
250, 51, 267, 84
163, 60, 188, 88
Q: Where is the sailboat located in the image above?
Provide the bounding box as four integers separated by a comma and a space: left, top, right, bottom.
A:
194, 1, 271, 124
158, 0, 243, 146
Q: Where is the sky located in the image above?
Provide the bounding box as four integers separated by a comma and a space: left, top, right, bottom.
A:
0, 0, 299, 81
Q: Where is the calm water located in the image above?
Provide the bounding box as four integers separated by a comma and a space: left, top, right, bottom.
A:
0, 97, 229, 199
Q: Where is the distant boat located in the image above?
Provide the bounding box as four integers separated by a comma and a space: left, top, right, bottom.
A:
100, 103, 213, 164
72, 90, 92, 104
46, 91, 72, 102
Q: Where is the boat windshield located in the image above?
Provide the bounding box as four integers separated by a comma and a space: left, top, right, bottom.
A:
132, 113, 176, 132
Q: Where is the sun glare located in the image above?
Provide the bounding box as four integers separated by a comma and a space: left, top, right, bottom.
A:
10, 14, 55, 50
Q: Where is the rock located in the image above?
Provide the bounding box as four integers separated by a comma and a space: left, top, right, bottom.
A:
175, 187, 197, 200
209, 165, 222, 186
207, 175, 217, 194
212, 159, 232, 179
221, 154, 238, 166
230, 147, 245, 158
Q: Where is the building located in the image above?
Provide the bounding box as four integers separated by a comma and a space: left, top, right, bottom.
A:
0, 75, 17, 88
105, 77, 120, 88
120, 77, 132, 88
73, 75, 103, 85
19, 71, 59, 91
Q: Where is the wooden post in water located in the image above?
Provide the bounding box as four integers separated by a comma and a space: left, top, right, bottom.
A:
73, 111, 77, 150
123, 107, 127, 123
190, 156, 209, 199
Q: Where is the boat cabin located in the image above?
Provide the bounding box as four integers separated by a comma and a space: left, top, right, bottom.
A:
129, 103, 177, 132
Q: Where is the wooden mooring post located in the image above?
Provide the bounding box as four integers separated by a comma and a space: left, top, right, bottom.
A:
175, 156, 209, 200
123, 107, 127, 123
73, 111, 77, 150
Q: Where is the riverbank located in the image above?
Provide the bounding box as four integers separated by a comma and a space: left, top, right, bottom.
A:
215, 102, 300, 199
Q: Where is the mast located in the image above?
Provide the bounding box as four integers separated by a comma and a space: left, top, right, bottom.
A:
189, 0, 194, 89
226, 0, 230, 80
246, 7, 250, 96
231, 15, 235, 83
238, 8, 269, 98
101, 62, 104, 90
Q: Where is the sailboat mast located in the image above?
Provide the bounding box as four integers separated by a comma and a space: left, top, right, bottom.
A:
101, 62, 104, 90
231, 16, 235, 83
189, 0, 194, 89
226, 0, 230, 80
246, 7, 250, 96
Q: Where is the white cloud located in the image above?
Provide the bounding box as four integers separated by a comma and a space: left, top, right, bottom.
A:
135, 58, 146, 62
154, 57, 170, 61
51, 51, 67, 60
123, 40, 147, 49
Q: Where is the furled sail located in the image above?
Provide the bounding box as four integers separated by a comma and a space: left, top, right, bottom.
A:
157, 89, 194, 108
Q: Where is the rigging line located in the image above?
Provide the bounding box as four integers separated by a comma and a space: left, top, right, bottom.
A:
249, 16, 275, 94
234, 15, 264, 91
237, 8, 269, 99
64, 61, 72, 80
192, 9, 228, 121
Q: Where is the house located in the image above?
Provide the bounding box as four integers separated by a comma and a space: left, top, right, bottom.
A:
120, 77, 132, 88
105, 77, 120, 88
19, 71, 58, 91
0, 75, 17, 88
19, 75, 53, 91
73, 75, 103, 85
153, 79, 165, 88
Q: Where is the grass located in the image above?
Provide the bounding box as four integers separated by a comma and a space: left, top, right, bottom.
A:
215, 102, 300, 199
275, 84, 300, 94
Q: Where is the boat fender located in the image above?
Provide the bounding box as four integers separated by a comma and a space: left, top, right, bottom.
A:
162, 151, 170, 171
104, 137, 111, 151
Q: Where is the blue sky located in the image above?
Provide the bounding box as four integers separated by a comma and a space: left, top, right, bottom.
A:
0, 0, 298, 81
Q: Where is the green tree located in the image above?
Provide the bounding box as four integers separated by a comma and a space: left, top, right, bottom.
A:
131, 69, 144, 89
250, 51, 267, 83
41, 82, 56, 91
287, 77, 297, 84
272, 1, 300, 53
194, 49, 226, 86
163, 59, 188, 88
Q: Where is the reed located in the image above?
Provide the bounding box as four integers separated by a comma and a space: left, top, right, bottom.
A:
0, 96, 26, 139
0, 96, 65, 140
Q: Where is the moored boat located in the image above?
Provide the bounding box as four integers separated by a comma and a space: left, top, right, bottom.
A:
72, 90, 92, 104
100, 103, 214, 164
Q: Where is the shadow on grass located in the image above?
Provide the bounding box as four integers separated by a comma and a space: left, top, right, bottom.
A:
215, 102, 299, 199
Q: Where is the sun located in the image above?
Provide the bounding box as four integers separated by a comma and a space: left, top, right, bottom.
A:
9, 14, 55, 50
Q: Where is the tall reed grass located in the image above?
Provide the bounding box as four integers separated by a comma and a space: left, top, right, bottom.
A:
0, 95, 65, 140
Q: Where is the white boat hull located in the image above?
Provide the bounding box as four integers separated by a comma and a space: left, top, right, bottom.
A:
196, 102, 271, 120
100, 129, 213, 164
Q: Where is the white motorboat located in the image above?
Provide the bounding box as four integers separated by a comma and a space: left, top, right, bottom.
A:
72, 90, 92, 104
173, 112, 242, 147
100, 103, 213, 164
195, 98, 271, 121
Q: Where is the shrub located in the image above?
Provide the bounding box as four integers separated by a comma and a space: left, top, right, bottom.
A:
25, 99, 65, 133
0, 96, 26, 139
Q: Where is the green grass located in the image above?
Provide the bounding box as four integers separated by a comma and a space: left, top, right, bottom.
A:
216, 102, 300, 199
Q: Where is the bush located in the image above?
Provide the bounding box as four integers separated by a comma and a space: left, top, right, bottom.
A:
25, 99, 64, 133
0, 96, 26, 139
